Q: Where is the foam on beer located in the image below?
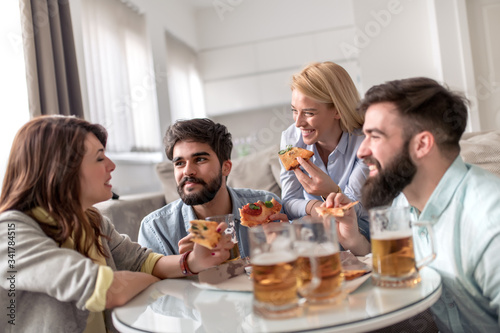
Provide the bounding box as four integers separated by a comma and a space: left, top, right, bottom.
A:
371, 229, 412, 240
295, 242, 338, 257
252, 251, 297, 266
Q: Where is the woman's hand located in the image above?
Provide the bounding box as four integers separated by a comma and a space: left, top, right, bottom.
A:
293, 157, 340, 197
324, 192, 370, 256
187, 222, 233, 273
178, 234, 195, 254
152, 222, 233, 279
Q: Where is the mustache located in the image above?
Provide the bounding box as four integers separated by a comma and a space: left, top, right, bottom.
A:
362, 157, 381, 169
179, 176, 206, 188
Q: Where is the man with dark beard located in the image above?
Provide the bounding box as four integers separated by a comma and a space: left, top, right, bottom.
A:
324, 77, 500, 332
138, 118, 286, 259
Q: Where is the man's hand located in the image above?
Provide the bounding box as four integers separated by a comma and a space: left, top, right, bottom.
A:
323, 192, 370, 255
293, 157, 340, 198
268, 212, 289, 223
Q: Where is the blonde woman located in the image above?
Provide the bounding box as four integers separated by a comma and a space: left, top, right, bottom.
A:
0, 116, 232, 332
280, 61, 369, 240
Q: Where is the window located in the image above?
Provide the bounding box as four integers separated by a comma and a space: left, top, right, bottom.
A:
165, 31, 206, 121
0, 1, 30, 193
79, 0, 161, 153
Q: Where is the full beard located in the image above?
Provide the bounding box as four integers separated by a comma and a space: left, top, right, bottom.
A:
361, 143, 417, 210
177, 170, 223, 206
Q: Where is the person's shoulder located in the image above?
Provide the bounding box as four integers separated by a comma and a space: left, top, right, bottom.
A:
281, 125, 302, 147
348, 129, 366, 146
462, 163, 500, 193
142, 199, 183, 225
230, 187, 280, 203
0, 210, 37, 225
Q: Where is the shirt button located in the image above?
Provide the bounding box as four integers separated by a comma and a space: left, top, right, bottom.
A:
448, 303, 454, 308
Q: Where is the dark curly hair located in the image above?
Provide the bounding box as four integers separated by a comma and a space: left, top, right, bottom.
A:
164, 118, 232, 166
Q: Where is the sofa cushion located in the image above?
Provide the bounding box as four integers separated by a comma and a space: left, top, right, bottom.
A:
227, 144, 281, 197
460, 131, 500, 177
156, 162, 180, 204
94, 192, 166, 241
155, 144, 283, 203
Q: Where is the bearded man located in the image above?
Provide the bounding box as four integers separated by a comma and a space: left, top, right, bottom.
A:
324, 77, 500, 332
138, 119, 286, 259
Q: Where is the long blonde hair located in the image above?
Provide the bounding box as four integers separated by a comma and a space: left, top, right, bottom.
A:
291, 61, 363, 133
0, 116, 109, 258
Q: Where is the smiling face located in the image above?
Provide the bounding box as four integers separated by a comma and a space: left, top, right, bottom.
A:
291, 89, 340, 145
79, 133, 116, 210
173, 140, 230, 206
357, 102, 417, 209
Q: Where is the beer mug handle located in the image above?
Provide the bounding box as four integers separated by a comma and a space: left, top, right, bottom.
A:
413, 221, 436, 269
299, 255, 322, 295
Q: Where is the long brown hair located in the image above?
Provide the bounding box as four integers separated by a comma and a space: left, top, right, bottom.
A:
0, 116, 109, 258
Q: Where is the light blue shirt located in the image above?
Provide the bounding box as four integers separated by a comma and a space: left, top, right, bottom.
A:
280, 125, 370, 239
138, 187, 281, 258
393, 156, 500, 333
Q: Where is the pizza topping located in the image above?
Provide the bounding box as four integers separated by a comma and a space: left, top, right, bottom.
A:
242, 203, 262, 216
239, 198, 283, 227
278, 146, 314, 171
278, 145, 293, 155
189, 220, 220, 249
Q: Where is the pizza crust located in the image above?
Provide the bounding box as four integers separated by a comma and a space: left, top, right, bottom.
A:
343, 269, 370, 281
279, 147, 314, 171
239, 198, 282, 227
189, 220, 221, 249
315, 201, 359, 217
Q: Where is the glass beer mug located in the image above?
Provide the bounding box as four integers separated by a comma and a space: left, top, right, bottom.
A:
369, 206, 436, 288
293, 215, 345, 304
205, 214, 241, 260
249, 223, 301, 319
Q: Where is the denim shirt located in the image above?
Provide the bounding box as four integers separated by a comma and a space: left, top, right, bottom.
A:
393, 156, 500, 333
280, 125, 370, 240
138, 187, 281, 258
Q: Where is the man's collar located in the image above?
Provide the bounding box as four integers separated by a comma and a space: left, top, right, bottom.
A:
418, 156, 468, 222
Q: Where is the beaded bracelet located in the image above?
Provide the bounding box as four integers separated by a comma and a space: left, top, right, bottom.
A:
179, 250, 197, 276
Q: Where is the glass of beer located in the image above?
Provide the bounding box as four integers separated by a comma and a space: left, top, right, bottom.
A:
249, 223, 300, 319
370, 206, 435, 288
206, 214, 241, 260
293, 216, 345, 304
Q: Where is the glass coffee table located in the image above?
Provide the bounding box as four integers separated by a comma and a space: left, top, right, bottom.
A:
112, 266, 442, 333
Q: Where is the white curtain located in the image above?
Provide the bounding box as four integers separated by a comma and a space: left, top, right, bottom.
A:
80, 0, 161, 152
165, 31, 206, 122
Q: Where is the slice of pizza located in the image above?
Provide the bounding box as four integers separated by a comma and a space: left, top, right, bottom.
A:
188, 220, 221, 249
315, 201, 359, 217
343, 269, 370, 281
239, 198, 282, 227
278, 145, 314, 171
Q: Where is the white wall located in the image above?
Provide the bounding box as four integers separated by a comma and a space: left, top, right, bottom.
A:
196, 0, 362, 115
352, 0, 439, 91
70, 0, 497, 195
351, 0, 481, 131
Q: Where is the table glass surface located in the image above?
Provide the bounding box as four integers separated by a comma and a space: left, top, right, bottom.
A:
113, 267, 442, 333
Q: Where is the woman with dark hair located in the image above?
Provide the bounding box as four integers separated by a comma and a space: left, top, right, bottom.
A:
0, 116, 232, 332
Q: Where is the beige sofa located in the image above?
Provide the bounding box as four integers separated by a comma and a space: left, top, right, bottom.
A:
95, 131, 500, 242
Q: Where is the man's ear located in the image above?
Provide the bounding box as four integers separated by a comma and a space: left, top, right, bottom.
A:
222, 160, 232, 176
412, 131, 434, 159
